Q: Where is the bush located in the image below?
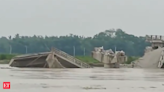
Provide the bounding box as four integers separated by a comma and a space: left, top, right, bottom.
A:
0, 54, 16, 60
75, 56, 99, 63
125, 56, 139, 64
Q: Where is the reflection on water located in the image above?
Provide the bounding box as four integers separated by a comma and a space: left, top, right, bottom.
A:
0, 64, 164, 92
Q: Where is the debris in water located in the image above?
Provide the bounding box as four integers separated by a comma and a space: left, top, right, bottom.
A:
82, 85, 106, 90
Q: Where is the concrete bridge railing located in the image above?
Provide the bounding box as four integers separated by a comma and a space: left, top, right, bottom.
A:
158, 50, 164, 68
53, 47, 92, 68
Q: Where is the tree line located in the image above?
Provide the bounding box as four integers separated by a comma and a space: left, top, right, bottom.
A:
0, 29, 150, 56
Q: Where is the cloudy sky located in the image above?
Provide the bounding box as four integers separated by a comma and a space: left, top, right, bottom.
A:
0, 0, 163, 37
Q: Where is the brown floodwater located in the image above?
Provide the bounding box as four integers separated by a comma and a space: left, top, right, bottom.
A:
0, 64, 164, 92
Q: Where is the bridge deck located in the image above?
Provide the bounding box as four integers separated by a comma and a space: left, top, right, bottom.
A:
9, 48, 92, 68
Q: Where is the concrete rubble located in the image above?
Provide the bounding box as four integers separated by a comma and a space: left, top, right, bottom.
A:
92, 46, 127, 68
46, 50, 65, 68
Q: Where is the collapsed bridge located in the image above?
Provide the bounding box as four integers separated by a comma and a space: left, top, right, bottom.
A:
134, 35, 164, 68
9, 47, 92, 68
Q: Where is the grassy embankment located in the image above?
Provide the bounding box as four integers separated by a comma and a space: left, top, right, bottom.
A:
0, 54, 101, 64
76, 56, 139, 65
0, 54, 17, 64
125, 56, 139, 64
0, 54, 138, 65
75, 56, 99, 63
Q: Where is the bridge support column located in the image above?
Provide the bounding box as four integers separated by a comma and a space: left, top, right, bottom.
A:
46, 52, 65, 68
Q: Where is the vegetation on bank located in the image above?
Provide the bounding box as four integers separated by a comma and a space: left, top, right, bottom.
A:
0, 53, 139, 65
0, 54, 16, 64
0, 54, 16, 60
0, 29, 150, 56
76, 56, 139, 64
76, 56, 100, 63
0, 29, 146, 64
0, 54, 101, 64
125, 56, 139, 64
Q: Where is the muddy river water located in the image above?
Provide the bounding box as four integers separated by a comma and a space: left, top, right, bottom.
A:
0, 64, 164, 92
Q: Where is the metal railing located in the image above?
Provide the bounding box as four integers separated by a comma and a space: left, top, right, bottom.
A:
53, 47, 92, 68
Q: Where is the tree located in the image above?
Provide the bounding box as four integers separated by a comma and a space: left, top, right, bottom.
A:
0, 29, 149, 56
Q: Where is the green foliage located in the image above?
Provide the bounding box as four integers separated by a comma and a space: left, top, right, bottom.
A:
76, 56, 99, 63
125, 56, 139, 64
0, 54, 16, 64
0, 54, 16, 60
0, 29, 150, 56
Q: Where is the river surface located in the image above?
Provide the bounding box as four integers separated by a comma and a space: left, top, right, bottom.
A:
0, 64, 164, 92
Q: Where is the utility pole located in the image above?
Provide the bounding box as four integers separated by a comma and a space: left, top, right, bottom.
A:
25, 45, 28, 54
73, 46, 75, 57
84, 47, 85, 56
9, 45, 12, 54
114, 46, 117, 53
44, 43, 50, 51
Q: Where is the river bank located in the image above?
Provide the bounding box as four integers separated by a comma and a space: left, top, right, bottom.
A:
0, 54, 137, 68
0, 54, 101, 64
0, 54, 16, 64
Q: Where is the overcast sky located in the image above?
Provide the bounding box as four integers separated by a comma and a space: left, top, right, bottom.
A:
0, 0, 163, 37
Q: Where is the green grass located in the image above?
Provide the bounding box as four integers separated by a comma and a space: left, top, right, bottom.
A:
75, 56, 100, 63
76, 56, 139, 64
0, 54, 17, 64
0, 54, 100, 64
125, 56, 139, 64
0, 54, 139, 65
0, 54, 16, 60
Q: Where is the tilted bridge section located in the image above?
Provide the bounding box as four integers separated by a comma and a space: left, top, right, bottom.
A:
9, 47, 92, 68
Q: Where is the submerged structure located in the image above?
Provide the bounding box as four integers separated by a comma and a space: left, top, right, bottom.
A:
92, 46, 127, 68
133, 35, 164, 68
9, 47, 92, 68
